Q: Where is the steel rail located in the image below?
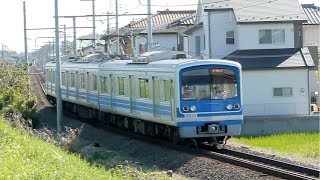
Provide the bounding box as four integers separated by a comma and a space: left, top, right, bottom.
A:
200, 144, 319, 180
219, 149, 320, 177
202, 150, 318, 180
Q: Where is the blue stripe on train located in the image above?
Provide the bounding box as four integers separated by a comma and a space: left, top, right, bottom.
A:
177, 120, 243, 127
63, 91, 171, 116
176, 108, 242, 118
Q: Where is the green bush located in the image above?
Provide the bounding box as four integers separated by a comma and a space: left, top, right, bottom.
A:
0, 63, 38, 127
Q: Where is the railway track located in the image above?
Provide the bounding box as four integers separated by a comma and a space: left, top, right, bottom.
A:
201, 144, 319, 180
31, 66, 319, 180
32, 67, 46, 93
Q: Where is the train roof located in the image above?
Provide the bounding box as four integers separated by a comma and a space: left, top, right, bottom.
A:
45, 58, 241, 72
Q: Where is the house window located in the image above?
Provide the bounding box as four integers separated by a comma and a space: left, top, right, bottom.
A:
118, 77, 125, 95
80, 74, 86, 89
92, 74, 97, 91
273, 87, 292, 97
101, 77, 108, 93
226, 31, 235, 44
259, 29, 285, 44
163, 80, 171, 101
70, 73, 75, 87
139, 78, 149, 98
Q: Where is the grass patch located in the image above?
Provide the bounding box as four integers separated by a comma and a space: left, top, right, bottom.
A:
0, 117, 169, 179
231, 133, 320, 159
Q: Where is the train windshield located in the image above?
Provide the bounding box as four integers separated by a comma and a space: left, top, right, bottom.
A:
181, 68, 238, 100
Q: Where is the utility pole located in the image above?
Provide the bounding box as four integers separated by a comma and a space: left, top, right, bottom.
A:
106, 11, 111, 53
64, 25, 67, 54
147, 0, 153, 52
54, 0, 62, 133
115, 0, 119, 54
92, 0, 96, 53
23, 1, 28, 64
73, 17, 77, 55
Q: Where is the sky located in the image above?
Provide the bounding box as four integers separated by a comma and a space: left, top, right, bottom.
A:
0, 0, 319, 53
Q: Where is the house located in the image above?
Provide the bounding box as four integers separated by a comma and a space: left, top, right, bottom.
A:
301, 4, 320, 106
78, 34, 105, 56
119, 10, 195, 56
80, 43, 105, 56
186, 0, 316, 116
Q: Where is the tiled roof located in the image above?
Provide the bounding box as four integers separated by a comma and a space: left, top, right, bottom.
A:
139, 14, 196, 34
302, 4, 320, 25
202, 0, 307, 23
223, 48, 315, 69
170, 14, 196, 26
123, 10, 196, 29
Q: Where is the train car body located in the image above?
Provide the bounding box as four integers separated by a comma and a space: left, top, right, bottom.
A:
45, 57, 243, 144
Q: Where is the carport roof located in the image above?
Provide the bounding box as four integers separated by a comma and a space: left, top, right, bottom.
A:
223, 48, 315, 69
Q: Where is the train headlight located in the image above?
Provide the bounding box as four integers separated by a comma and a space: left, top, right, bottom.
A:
226, 104, 233, 110
234, 104, 240, 110
190, 106, 197, 112
183, 106, 189, 112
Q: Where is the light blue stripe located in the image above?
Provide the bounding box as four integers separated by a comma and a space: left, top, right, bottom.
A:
177, 120, 243, 127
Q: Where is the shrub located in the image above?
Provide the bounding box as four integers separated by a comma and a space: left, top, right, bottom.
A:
0, 63, 38, 127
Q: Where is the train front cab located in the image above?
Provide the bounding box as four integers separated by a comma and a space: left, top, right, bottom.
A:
176, 62, 243, 140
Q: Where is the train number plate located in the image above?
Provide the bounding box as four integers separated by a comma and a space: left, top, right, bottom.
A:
185, 113, 197, 118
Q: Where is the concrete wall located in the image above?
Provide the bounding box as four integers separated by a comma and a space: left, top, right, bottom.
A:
303, 25, 320, 46
241, 115, 319, 135
242, 69, 310, 116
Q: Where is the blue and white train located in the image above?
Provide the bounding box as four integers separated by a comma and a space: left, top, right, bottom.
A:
45, 54, 243, 145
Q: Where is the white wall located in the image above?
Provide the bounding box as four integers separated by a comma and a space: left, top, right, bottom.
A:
238, 23, 295, 50
303, 25, 320, 46
242, 69, 309, 116
209, 10, 238, 58
186, 28, 206, 58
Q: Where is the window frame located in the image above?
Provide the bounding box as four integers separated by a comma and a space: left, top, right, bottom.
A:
259, 29, 285, 44
226, 31, 235, 44
70, 73, 75, 88
92, 74, 98, 91
61, 72, 66, 86
139, 78, 150, 99
100, 76, 108, 94
118, 77, 125, 95
273, 87, 293, 97
163, 79, 171, 102
80, 73, 86, 89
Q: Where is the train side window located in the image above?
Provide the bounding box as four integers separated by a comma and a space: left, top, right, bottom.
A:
101, 77, 108, 93
163, 79, 171, 101
52, 71, 55, 83
61, 72, 66, 86
118, 77, 125, 95
70, 73, 75, 87
80, 74, 85, 89
66, 71, 69, 86
48, 70, 51, 82
92, 74, 97, 91
139, 78, 149, 98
